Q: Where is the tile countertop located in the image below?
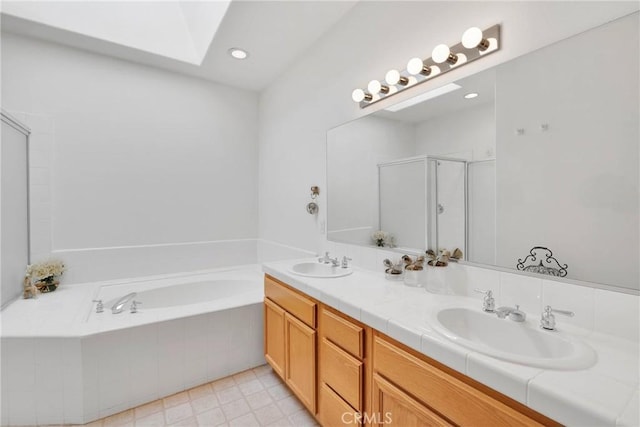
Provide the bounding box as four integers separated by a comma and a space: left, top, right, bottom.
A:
262, 259, 640, 427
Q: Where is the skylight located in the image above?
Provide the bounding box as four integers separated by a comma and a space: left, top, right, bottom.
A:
1, 1, 231, 65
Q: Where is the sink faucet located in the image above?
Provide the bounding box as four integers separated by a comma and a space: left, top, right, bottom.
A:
473, 289, 495, 312
318, 252, 339, 266
341, 256, 352, 268
111, 292, 137, 314
540, 305, 574, 330
495, 305, 526, 322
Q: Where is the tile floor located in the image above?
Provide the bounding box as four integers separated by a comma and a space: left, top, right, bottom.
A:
81, 365, 318, 426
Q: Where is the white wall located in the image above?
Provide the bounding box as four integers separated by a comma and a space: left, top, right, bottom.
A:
1, 33, 259, 283
495, 13, 639, 288
258, 1, 637, 276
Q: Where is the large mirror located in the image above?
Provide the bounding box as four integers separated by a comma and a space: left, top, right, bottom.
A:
327, 13, 639, 291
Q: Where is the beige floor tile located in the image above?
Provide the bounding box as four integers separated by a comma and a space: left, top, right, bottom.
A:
220, 399, 251, 421
252, 404, 284, 426
264, 418, 293, 427
167, 416, 197, 427
232, 369, 258, 385
103, 409, 134, 427
257, 373, 281, 388
133, 410, 166, 427
211, 377, 236, 392
191, 394, 220, 415
135, 400, 164, 420
83, 420, 104, 427
163, 392, 190, 409
216, 386, 243, 405
238, 379, 264, 397
244, 390, 273, 411
265, 384, 290, 401
251, 365, 273, 377
228, 412, 260, 427
164, 402, 194, 425
287, 409, 318, 427
275, 396, 303, 416
188, 383, 213, 401
196, 407, 226, 426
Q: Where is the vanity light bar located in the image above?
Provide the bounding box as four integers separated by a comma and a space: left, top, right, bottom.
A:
352, 24, 500, 108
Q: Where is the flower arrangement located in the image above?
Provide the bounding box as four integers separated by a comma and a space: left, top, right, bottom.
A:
25, 259, 65, 293
371, 230, 394, 247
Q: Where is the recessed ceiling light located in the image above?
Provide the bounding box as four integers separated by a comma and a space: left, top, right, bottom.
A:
228, 48, 248, 60
464, 92, 479, 99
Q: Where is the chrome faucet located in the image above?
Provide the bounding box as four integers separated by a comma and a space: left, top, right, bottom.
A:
540, 305, 574, 330
318, 252, 339, 266
473, 289, 495, 312
92, 299, 104, 313
495, 305, 526, 322
111, 292, 137, 314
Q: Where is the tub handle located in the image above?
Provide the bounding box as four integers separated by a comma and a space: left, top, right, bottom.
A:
130, 300, 142, 314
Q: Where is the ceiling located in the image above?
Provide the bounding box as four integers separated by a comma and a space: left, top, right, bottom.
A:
0, 0, 358, 91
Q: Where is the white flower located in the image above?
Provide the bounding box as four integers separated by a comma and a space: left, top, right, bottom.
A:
26, 259, 65, 280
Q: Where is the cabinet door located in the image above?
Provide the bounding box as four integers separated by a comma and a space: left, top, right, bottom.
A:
264, 298, 286, 378
285, 312, 317, 413
371, 373, 453, 427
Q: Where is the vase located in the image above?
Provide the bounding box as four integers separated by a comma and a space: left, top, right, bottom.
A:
35, 277, 59, 293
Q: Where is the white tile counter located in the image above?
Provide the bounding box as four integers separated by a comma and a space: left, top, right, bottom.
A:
263, 258, 640, 426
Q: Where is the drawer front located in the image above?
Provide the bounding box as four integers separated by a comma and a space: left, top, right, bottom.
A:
318, 382, 361, 426
320, 337, 363, 411
264, 275, 316, 328
373, 335, 545, 427
320, 306, 364, 359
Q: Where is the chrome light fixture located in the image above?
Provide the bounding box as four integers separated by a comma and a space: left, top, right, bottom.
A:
351, 24, 500, 108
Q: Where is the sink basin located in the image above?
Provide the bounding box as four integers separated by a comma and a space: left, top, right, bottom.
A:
289, 262, 353, 278
430, 307, 596, 370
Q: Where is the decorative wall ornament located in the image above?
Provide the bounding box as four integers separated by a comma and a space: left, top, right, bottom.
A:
516, 246, 568, 277
352, 25, 501, 108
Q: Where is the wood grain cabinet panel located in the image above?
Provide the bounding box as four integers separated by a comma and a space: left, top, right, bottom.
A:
373, 335, 549, 427
264, 297, 285, 378
372, 373, 453, 427
285, 312, 317, 413
320, 337, 363, 411
320, 306, 364, 358
265, 276, 316, 328
318, 382, 361, 426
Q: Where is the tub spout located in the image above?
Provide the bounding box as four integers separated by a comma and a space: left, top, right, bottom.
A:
111, 292, 137, 314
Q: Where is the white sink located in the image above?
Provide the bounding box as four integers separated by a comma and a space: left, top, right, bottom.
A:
289, 262, 353, 278
430, 307, 596, 370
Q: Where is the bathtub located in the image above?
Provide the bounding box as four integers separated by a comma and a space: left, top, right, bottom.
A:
1, 265, 266, 426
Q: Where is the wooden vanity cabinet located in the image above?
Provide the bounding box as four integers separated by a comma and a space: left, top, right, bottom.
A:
264, 275, 317, 413
371, 332, 560, 427
317, 305, 370, 426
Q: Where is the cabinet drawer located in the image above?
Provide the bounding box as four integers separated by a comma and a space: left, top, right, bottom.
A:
320, 337, 363, 411
320, 306, 364, 359
319, 382, 361, 426
373, 335, 546, 427
265, 275, 316, 328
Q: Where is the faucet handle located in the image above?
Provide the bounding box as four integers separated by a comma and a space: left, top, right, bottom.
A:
130, 300, 142, 314
92, 299, 104, 313
473, 289, 495, 312
341, 256, 352, 268
540, 305, 574, 330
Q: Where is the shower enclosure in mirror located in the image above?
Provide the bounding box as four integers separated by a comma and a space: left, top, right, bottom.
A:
327, 12, 638, 292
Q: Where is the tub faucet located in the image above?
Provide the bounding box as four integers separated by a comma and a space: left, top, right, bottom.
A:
111, 292, 137, 314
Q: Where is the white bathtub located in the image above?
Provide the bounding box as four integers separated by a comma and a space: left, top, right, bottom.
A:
1, 265, 266, 426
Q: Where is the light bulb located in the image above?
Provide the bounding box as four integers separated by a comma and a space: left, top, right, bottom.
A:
228, 48, 248, 59
462, 27, 489, 51
368, 79, 389, 95
385, 69, 408, 86
432, 44, 456, 64
351, 89, 372, 103
407, 58, 431, 76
